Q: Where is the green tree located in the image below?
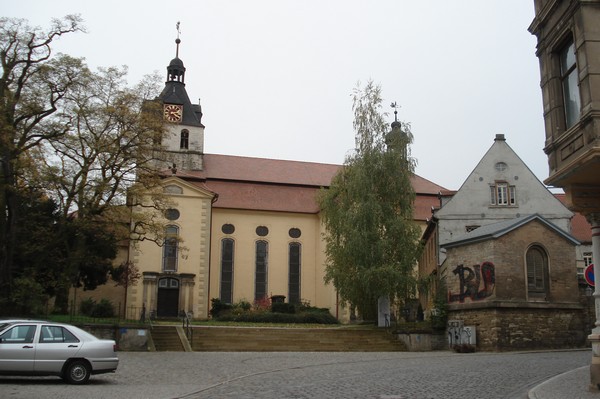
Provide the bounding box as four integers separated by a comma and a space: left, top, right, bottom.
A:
0, 15, 85, 300
318, 81, 421, 320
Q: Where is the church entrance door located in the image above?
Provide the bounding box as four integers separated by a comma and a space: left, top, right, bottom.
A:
157, 277, 179, 317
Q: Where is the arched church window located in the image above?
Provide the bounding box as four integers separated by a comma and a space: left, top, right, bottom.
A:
255, 240, 268, 301
163, 225, 179, 272
526, 245, 548, 295
288, 242, 301, 304
220, 238, 234, 304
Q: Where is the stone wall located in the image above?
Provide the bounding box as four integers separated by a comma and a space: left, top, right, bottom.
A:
448, 303, 587, 351
396, 332, 447, 351
80, 325, 149, 351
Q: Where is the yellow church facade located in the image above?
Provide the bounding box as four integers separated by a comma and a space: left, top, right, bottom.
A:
120, 41, 447, 322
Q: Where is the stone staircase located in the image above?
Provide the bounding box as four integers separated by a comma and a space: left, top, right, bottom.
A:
150, 325, 185, 351
148, 325, 407, 352
148, 325, 406, 352
190, 326, 406, 352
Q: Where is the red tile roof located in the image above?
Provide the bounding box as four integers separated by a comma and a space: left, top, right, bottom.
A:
179, 153, 448, 215
203, 180, 321, 213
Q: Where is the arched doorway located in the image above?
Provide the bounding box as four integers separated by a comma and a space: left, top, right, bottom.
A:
157, 277, 179, 317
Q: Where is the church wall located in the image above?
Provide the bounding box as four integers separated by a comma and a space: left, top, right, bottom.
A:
209, 209, 336, 313
128, 181, 213, 319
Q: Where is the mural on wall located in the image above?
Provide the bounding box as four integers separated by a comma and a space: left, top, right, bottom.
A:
449, 261, 495, 303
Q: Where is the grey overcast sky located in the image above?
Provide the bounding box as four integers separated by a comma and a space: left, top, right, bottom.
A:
5, 0, 547, 191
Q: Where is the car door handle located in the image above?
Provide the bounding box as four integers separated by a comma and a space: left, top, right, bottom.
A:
22, 345, 33, 349
68, 345, 78, 348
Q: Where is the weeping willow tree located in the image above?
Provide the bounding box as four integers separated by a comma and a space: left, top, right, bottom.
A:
318, 80, 421, 320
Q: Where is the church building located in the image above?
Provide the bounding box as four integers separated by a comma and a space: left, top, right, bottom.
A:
125, 38, 448, 321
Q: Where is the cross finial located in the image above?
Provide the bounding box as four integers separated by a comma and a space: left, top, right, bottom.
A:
390, 102, 399, 122
175, 21, 181, 57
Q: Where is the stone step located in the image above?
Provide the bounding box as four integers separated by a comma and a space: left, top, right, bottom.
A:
150, 326, 184, 351
191, 327, 407, 352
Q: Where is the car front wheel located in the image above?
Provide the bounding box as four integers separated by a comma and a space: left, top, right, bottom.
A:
63, 360, 91, 384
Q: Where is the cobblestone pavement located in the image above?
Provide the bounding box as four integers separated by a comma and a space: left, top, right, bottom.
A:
0, 350, 590, 399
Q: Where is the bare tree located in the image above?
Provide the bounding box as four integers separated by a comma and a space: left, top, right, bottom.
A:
0, 15, 85, 298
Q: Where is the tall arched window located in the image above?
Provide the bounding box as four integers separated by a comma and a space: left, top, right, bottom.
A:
180, 129, 189, 149
526, 245, 548, 295
220, 239, 234, 304
163, 226, 179, 272
288, 243, 301, 304
255, 240, 268, 301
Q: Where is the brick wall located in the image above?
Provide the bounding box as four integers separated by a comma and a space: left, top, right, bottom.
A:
443, 219, 586, 350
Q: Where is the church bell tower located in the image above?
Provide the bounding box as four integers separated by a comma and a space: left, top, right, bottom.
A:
158, 25, 205, 171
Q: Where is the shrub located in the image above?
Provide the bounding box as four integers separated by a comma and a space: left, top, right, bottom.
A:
90, 299, 115, 318
253, 296, 271, 311
271, 302, 296, 314
237, 300, 252, 311
80, 298, 114, 318
216, 309, 339, 324
79, 298, 96, 316
210, 298, 232, 318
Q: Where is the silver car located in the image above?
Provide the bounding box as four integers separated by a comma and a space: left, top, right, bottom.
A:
0, 320, 118, 384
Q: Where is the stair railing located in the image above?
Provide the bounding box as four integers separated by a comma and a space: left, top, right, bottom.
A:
182, 311, 192, 342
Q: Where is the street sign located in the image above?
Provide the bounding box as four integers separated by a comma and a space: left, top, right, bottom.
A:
585, 264, 595, 287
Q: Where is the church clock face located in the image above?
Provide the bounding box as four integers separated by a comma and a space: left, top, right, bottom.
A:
163, 104, 183, 122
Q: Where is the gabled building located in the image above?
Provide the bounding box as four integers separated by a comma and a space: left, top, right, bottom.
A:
419, 135, 586, 350
122, 39, 448, 322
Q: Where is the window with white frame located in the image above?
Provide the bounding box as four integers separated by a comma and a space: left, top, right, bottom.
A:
584, 252, 593, 267
490, 182, 516, 206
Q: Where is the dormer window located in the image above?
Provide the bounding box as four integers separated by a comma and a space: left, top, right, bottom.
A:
490, 182, 516, 206
180, 129, 189, 149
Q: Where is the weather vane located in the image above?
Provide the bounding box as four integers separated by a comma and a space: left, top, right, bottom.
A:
390, 102, 399, 122
175, 21, 181, 57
